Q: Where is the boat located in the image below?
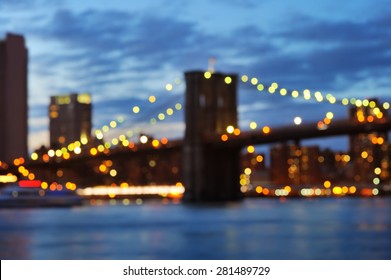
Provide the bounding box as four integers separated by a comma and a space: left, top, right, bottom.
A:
0, 183, 84, 208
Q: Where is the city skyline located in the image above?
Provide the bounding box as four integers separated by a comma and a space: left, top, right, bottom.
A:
1, 0, 391, 152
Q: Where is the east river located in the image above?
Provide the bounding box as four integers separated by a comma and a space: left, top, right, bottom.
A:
1, 197, 390, 259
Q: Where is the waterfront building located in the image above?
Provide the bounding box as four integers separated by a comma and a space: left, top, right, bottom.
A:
49, 93, 92, 148
270, 144, 321, 185
349, 99, 389, 183
0, 33, 28, 163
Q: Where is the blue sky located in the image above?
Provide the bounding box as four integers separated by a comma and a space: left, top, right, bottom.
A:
1, 0, 390, 152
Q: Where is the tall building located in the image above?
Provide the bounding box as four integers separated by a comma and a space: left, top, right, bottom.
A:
349, 99, 389, 183
270, 144, 321, 185
0, 33, 28, 163
49, 93, 92, 148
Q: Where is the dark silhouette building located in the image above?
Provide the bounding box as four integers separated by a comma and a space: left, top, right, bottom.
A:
49, 93, 92, 148
0, 33, 28, 163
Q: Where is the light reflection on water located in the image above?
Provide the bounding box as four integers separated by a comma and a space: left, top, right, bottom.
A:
0, 197, 391, 260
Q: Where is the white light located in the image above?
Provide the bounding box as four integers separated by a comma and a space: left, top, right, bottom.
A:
140, 135, 148, 144
294, 117, 302, 125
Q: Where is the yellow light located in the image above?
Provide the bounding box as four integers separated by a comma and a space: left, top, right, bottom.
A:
342, 98, 349, 105
148, 95, 156, 103
90, 148, 97, 156
247, 146, 255, 153
324, 180, 331, 188
175, 103, 182, 110
244, 168, 252, 175
204, 72, 212, 79
55, 149, 62, 157
326, 112, 334, 119
257, 84, 264, 91
280, 88, 287, 96
292, 90, 299, 98
226, 125, 235, 134
374, 167, 381, 175
332, 187, 342, 195
241, 75, 248, 82
132, 106, 140, 114
303, 89, 311, 100
284, 186, 291, 193
122, 139, 129, 147
383, 102, 390, 110
271, 82, 278, 89
251, 77, 258, 85
166, 108, 174, 115
165, 83, 173, 91
41, 182, 48, 189
110, 121, 117, 128
110, 169, 117, 177
250, 122, 257, 129
262, 126, 271, 134
224, 76, 232, 84
152, 139, 160, 148
369, 101, 376, 108
158, 113, 165, 120
255, 186, 263, 194
31, 152, 38, 161
111, 138, 119, 145
343, 155, 351, 162
361, 151, 368, 159
349, 186, 356, 194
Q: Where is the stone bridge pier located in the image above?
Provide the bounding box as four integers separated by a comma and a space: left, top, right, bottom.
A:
183, 71, 242, 202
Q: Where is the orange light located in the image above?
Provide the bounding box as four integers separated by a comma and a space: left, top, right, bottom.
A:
161, 137, 168, 145
233, 128, 241, 136
221, 134, 228, 142
262, 126, 271, 134
367, 116, 374, 123
99, 164, 107, 173
43, 154, 50, 162
128, 142, 135, 149
377, 137, 384, 145
324, 118, 331, 125
262, 188, 270, 196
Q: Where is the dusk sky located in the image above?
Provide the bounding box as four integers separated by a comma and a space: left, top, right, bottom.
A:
1, 0, 390, 153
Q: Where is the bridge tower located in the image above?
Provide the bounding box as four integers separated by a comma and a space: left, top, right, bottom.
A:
183, 71, 242, 202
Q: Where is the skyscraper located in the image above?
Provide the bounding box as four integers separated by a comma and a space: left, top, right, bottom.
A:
49, 93, 92, 148
0, 33, 28, 163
